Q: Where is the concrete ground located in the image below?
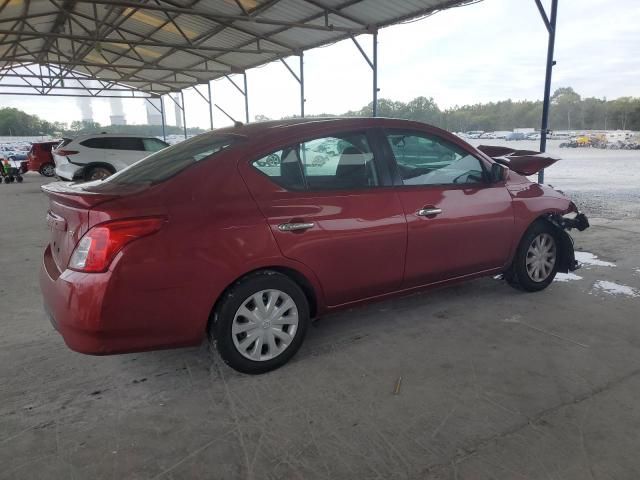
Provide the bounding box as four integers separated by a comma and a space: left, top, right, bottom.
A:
1, 174, 639, 480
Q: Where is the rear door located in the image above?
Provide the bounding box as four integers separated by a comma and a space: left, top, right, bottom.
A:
104, 137, 146, 169
240, 130, 407, 306
381, 129, 514, 287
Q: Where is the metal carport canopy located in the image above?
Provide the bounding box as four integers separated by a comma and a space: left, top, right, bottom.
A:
0, 0, 476, 94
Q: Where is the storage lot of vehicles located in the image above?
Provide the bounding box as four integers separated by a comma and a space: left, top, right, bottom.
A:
458, 129, 639, 149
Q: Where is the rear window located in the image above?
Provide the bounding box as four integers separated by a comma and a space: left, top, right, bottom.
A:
96, 133, 241, 186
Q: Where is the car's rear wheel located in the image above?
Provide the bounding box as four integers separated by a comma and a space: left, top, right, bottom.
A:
210, 271, 309, 374
84, 166, 114, 181
505, 221, 559, 292
39, 163, 55, 177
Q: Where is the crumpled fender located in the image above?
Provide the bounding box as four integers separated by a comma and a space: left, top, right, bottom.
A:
545, 213, 590, 272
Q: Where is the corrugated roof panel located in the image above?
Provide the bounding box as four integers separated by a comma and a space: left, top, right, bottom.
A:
0, 0, 475, 94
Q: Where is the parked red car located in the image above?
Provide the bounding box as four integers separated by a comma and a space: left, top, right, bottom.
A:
40, 118, 588, 373
28, 141, 59, 176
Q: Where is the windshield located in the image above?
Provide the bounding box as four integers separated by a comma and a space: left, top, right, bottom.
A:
97, 133, 242, 186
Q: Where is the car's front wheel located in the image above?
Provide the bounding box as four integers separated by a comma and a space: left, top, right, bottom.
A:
210, 271, 310, 374
505, 220, 559, 292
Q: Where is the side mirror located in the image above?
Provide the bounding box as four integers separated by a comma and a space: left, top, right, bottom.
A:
490, 163, 508, 183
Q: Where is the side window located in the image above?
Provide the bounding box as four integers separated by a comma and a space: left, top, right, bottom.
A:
387, 131, 485, 186
300, 134, 378, 189
109, 137, 145, 151
253, 148, 305, 190
251, 132, 379, 191
143, 138, 168, 152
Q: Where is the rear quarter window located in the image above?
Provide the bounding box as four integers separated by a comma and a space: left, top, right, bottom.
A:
79, 137, 109, 149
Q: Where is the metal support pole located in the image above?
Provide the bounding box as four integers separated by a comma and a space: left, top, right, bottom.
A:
372, 32, 378, 117
537, 0, 558, 184
351, 33, 379, 117
207, 81, 214, 130
180, 90, 187, 139
300, 53, 305, 117
243, 72, 249, 123
160, 95, 166, 142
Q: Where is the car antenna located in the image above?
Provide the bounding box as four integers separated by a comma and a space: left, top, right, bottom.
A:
214, 104, 244, 127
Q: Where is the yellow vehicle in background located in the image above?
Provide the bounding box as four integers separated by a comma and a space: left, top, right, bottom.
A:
575, 135, 591, 146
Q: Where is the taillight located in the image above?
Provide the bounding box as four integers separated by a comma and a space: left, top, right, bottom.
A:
68, 217, 165, 273
55, 149, 79, 156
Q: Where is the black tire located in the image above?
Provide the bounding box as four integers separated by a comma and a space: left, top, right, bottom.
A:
210, 271, 310, 374
84, 165, 114, 182
39, 163, 56, 177
505, 220, 559, 292
16, 175, 23, 183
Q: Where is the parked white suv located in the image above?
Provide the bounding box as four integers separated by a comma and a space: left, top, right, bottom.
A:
53, 134, 169, 181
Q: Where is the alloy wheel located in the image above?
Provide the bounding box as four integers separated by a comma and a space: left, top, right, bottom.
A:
41, 164, 55, 177
88, 167, 112, 181
231, 289, 299, 362
525, 233, 557, 282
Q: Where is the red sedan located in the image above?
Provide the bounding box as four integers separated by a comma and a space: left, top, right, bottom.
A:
40, 118, 588, 373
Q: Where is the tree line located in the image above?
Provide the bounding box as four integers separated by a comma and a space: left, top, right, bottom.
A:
0, 108, 204, 137
303, 87, 640, 133
1, 87, 639, 136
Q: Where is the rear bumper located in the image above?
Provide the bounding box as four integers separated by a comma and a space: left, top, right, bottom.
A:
40, 244, 113, 354
54, 163, 81, 181
40, 244, 202, 355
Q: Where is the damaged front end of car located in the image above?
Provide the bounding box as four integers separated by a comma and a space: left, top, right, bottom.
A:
546, 209, 590, 273
477, 144, 590, 273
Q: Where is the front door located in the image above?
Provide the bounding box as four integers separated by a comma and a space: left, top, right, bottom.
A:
241, 130, 407, 306
382, 129, 514, 287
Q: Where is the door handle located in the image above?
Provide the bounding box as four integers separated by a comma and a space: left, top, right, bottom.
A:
278, 222, 315, 232
416, 207, 442, 217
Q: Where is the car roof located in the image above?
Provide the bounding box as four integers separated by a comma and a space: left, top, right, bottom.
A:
209, 117, 458, 143
71, 133, 162, 141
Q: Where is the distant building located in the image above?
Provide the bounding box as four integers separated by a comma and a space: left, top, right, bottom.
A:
110, 115, 126, 126
109, 98, 126, 126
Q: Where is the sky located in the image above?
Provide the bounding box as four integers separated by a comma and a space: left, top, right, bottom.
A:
1, 0, 639, 129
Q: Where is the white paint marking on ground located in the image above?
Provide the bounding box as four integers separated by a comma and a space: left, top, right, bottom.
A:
554, 272, 583, 282
592, 280, 639, 298
575, 251, 616, 267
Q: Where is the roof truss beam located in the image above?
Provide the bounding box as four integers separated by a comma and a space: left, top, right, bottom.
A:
74, 0, 371, 34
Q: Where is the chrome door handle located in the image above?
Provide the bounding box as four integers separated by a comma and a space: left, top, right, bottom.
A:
416, 208, 443, 217
278, 222, 315, 232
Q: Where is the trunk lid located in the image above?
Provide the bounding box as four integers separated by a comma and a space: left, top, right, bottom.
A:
477, 145, 559, 176
41, 181, 145, 270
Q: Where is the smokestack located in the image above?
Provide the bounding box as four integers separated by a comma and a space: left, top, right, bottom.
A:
145, 99, 162, 126
109, 98, 126, 126
76, 98, 94, 122
174, 93, 183, 128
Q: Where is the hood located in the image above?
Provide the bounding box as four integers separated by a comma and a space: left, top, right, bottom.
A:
477, 145, 559, 176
